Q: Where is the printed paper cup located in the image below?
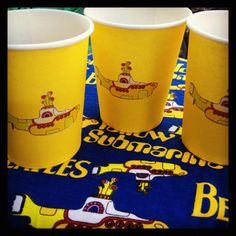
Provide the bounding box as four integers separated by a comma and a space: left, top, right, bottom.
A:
182, 10, 228, 165
84, 7, 192, 132
8, 9, 94, 168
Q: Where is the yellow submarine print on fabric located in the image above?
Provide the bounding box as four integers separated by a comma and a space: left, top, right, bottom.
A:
92, 160, 188, 194
12, 178, 168, 229
82, 115, 99, 128
169, 84, 185, 91
8, 91, 79, 136
164, 93, 184, 119
95, 61, 158, 100
189, 83, 228, 126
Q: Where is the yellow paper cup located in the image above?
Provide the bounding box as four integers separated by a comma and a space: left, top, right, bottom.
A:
182, 10, 228, 165
8, 9, 94, 168
84, 8, 192, 132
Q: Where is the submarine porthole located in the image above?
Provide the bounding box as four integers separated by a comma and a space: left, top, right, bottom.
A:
42, 111, 53, 118
120, 77, 129, 83
83, 201, 104, 214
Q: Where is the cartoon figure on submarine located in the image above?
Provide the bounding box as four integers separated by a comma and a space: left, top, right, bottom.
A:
8, 91, 80, 135
92, 160, 188, 194
189, 82, 228, 126
95, 61, 158, 100
12, 178, 168, 229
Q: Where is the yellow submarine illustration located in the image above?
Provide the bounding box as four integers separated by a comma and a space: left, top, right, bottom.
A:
82, 115, 99, 128
189, 82, 228, 126
164, 93, 184, 119
12, 178, 168, 229
92, 160, 188, 194
8, 91, 79, 136
95, 61, 158, 100
169, 84, 185, 91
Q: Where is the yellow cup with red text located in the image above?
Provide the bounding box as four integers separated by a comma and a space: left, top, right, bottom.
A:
85, 8, 192, 132
182, 10, 228, 165
8, 9, 93, 168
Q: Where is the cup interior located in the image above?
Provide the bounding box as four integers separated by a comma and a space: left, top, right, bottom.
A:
8, 9, 93, 48
84, 8, 192, 29
187, 10, 228, 43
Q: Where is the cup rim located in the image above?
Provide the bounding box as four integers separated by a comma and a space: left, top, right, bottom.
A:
187, 10, 228, 44
84, 7, 192, 30
8, 9, 94, 50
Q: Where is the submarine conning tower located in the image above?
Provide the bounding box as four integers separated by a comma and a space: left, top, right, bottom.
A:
97, 177, 118, 200
39, 91, 55, 118
118, 61, 132, 84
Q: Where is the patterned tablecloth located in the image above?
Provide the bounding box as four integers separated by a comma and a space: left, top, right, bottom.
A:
8, 53, 228, 229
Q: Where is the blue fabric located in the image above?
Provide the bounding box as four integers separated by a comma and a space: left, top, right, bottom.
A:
7, 53, 229, 229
